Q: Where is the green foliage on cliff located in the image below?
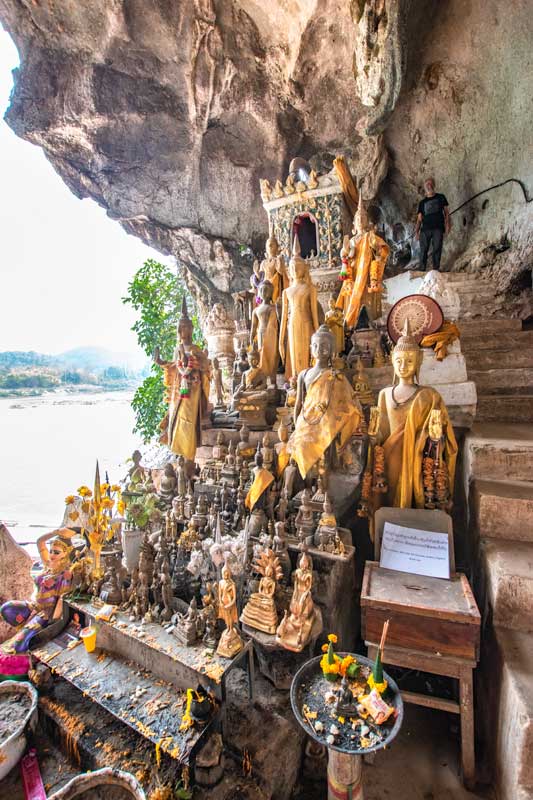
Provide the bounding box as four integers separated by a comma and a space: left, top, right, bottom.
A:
123, 258, 204, 441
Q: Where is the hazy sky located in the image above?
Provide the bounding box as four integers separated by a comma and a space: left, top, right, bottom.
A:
0, 27, 171, 356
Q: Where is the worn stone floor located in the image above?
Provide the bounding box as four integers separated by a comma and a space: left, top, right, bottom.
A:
294, 705, 491, 800
1, 705, 492, 799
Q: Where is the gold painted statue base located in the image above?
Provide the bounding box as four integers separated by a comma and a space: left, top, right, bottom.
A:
240, 594, 278, 635
216, 626, 243, 659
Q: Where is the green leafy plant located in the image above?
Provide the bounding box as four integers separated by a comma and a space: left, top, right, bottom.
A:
123, 259, 204, 441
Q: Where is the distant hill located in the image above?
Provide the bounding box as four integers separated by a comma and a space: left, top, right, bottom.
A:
0, 347, 147, 373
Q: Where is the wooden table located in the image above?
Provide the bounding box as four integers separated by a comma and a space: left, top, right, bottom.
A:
361, 562, 480, 789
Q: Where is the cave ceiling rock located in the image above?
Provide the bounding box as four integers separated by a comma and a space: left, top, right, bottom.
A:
0, 0, 371, 308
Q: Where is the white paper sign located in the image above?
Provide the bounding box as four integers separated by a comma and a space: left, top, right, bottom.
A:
380, 522, 450, 579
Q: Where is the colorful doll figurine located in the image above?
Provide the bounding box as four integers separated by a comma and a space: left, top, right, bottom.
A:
0, 527, 78, 653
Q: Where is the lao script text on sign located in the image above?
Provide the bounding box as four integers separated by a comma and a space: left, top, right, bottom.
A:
380, 522, 450, 580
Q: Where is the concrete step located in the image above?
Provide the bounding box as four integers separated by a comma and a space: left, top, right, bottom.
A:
476, 395, 533, 423
482, 539, 533, 631
460, 331, 533, 352
465, 349, 533, 370
472, 479, 533, 541
468, 368, 533, 396
458, 318, 523, 335
465, 424, 533, 482
492, 627, 533, 800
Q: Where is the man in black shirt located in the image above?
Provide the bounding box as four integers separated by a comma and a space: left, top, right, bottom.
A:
415, 178, 451, 270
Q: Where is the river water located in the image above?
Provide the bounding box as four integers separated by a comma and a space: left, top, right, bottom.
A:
0, 390, 140, 554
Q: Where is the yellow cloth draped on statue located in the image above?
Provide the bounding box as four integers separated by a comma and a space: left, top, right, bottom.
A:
343, 232, 390, 328
161, 352, 210, 461
276, 443, 290, 477
333, 155, 359, 217
287, 370, 362, 478
421, 321, 460, 361
380, 387, 458, 508
245, 468, 275, 510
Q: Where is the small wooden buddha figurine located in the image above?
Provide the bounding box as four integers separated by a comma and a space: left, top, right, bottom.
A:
240, 549, 283, 634
212, 431, 228, 462
232, 346, 249, 392
261, 432, 275, 474
314, 493, 339, 552
216, 562, 243, 658
211, 357, 225, 407
126, 449, 147, 490
259, 235, 288, 303
236, 424, 255, 460
176, 454, 187, 498
375, 318, 458, 509
250, 280, 279, 383
294, 488, 315, 545
276, 550, 319, 653
352, 357, 375, 407
325, 293, 345, 356
231, 346, 269, 428
159, 463, 177, 503
173, 597, 200, 646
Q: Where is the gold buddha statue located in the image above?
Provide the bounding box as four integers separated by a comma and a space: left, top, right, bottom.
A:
240, 549, 283, 634
325, 293, 345, 356
250, 280, 279, 383
375, 318, 458, 509
259, 235, 288, 303
352, 357, 375, 406
232, 346, 269, 428
276, 550, 319, 652
337, 194, 390, 328
279, 237, 319, 379
154, 297, 210, 462
216, 562, 243, 658
287, 325, 362, 478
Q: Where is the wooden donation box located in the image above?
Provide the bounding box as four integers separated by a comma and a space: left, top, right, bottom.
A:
361, 508, 480, 788
361, 566, 480, 661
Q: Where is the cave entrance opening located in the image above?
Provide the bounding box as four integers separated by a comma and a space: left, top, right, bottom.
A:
292, 213, 319, 259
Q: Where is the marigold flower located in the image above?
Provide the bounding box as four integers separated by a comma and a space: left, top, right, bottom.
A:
321, 643, 329, 653
110, 485, 121, 493
328, 633, 338, 644
65, 495, 76, 505
78, 486, 92, 497
101, 497, 114, 509
100, 483, 110, 493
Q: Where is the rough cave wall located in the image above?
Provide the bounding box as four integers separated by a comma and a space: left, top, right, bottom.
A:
382, 0, 533, 295
0, 0, 531, 312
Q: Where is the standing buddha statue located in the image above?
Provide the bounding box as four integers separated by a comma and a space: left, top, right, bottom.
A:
325, 293, 345, 357
250, 280, 279, 383
260, 235, 288, 303
154, 297, 210, 462
216, 562, 243, 658
337, 193, 390, 328
279, 237, 320, 379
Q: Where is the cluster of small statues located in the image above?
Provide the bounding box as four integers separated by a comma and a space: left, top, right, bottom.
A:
1, 165, 457, 676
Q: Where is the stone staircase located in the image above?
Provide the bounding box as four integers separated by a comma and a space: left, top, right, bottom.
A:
459, 319, 533, 423
464, 424, 533, 800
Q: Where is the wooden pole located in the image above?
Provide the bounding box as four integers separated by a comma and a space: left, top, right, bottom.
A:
327, 750, 364, 800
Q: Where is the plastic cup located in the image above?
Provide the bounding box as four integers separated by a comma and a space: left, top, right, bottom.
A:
80, 626, 97, 653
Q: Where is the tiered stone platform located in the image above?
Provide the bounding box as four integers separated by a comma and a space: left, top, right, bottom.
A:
464, 424, 533, 799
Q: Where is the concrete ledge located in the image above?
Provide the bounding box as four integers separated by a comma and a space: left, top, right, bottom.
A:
483, 539, 533, 631
472, 479, 533, 541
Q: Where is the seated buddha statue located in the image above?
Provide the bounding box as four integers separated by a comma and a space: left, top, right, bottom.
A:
236, 424, 255, 460
287, 325, 362, 478
159, 463, 177, 503
276, 550, 319, 652
314, 493, 338, 551
231, 346, 269, 428
240, 549, 283, 634
294, 488, 315, 545
375, 318, 458, 509
212, 431, 228, 462
173, 597, 200, 646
